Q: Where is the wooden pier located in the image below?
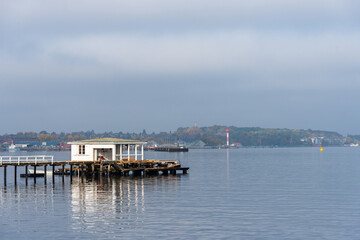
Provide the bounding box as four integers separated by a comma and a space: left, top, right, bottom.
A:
0, 155, 189, 185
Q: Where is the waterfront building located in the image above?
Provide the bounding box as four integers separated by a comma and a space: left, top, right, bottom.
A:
69, 138, 147, 161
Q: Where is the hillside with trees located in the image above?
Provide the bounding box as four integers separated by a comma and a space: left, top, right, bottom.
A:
0, 126, 355, 148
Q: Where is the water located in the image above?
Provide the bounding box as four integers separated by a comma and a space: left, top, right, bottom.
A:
1, 148, 360, 239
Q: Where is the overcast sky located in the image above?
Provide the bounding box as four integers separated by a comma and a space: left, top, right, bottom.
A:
1, 0, 360, 135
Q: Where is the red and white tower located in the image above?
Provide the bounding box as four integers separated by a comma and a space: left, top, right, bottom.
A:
226, 129, 230, 147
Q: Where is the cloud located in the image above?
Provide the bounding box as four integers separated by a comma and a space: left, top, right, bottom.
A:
2, 29, 360, 91
1, 0, 360, 133
1, 0, 359, 34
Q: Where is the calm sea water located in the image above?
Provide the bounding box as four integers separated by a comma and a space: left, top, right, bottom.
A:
1, 147, 360, 239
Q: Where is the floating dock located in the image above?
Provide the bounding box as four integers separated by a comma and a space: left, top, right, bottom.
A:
0, 155, 189, 185
148, 146, 189, 152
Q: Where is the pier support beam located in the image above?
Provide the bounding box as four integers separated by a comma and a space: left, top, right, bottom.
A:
62, 165, 65, 183
44, 165, 47, 184
70, 165, 73, 183
14, 166, 17, 185
34, 166, 36, 184
3, 166, 6, 186
25, 165, 28, 185
81, 164, 84, 177
52, 165, 55, 183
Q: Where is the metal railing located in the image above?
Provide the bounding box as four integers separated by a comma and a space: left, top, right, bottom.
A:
0, 156, 54, 165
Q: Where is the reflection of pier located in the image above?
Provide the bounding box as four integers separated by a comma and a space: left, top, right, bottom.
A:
0, 174, 182, 233
70, 175, 181, 230
71, 177, 146, 217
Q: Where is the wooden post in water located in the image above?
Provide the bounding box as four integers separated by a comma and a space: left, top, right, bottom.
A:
70, 165, 73, 183
14, 166, 17, 185
81, 164, 84, 177
44, 165, 47, 184
62, 165, 65, 182
3, 166, 6, 186
81, 164, 85, 183
25, 165, 28, 185
52, 165, 55, 183
34, 166, 36, 184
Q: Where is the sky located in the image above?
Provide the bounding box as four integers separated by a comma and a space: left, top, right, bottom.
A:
1, 0, 360, 135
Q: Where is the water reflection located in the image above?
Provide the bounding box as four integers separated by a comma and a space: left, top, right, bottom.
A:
70, 175, 181, 232
226, 148, 230, 180
0, 173, 182, 236
71, 177, 145, 216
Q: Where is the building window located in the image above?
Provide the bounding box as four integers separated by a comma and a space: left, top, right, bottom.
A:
79, 145, 85, 155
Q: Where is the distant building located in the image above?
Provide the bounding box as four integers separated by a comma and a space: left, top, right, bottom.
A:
310, 137, 324, 145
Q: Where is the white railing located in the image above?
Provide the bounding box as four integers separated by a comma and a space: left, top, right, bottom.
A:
0, 156, 54, 165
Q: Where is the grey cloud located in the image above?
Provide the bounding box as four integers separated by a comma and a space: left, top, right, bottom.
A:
1, 0, 359, 35
1, 0, 360, 134
2, 31, 360, 90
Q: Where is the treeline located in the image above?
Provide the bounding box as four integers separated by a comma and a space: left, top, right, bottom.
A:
1, 126, 354, 147
169, 126, 345, 147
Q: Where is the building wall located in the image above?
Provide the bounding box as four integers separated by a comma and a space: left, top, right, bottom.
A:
71, 144, 116, 161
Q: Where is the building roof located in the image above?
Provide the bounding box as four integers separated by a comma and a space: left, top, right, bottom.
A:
69, 138, 147, 145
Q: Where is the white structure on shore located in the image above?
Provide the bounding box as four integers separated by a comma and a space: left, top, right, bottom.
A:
69, 138, 147, 161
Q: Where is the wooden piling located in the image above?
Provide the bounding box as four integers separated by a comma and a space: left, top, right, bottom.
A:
34, 166, 36, 184
52, 165, 55, 183
81, 164, 84, 177
25, 165, 28, 185
70, 165, 73, 182
62, 165, 65, 183
44, 165, 47, 184
14, 166, 17, 185
3, 166, 6, 186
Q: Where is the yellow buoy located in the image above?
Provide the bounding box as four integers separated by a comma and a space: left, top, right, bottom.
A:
320, 146, 324, 151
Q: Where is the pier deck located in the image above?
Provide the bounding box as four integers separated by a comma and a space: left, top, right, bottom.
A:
0, 155, 189, 185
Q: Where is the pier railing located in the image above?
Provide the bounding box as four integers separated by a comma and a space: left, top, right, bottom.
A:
0, 156, 54, 165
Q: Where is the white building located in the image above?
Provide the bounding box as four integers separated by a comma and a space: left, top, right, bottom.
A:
69, 138, 147, 162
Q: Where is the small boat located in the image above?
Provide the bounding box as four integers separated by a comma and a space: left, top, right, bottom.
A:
8, 141, 18, 151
